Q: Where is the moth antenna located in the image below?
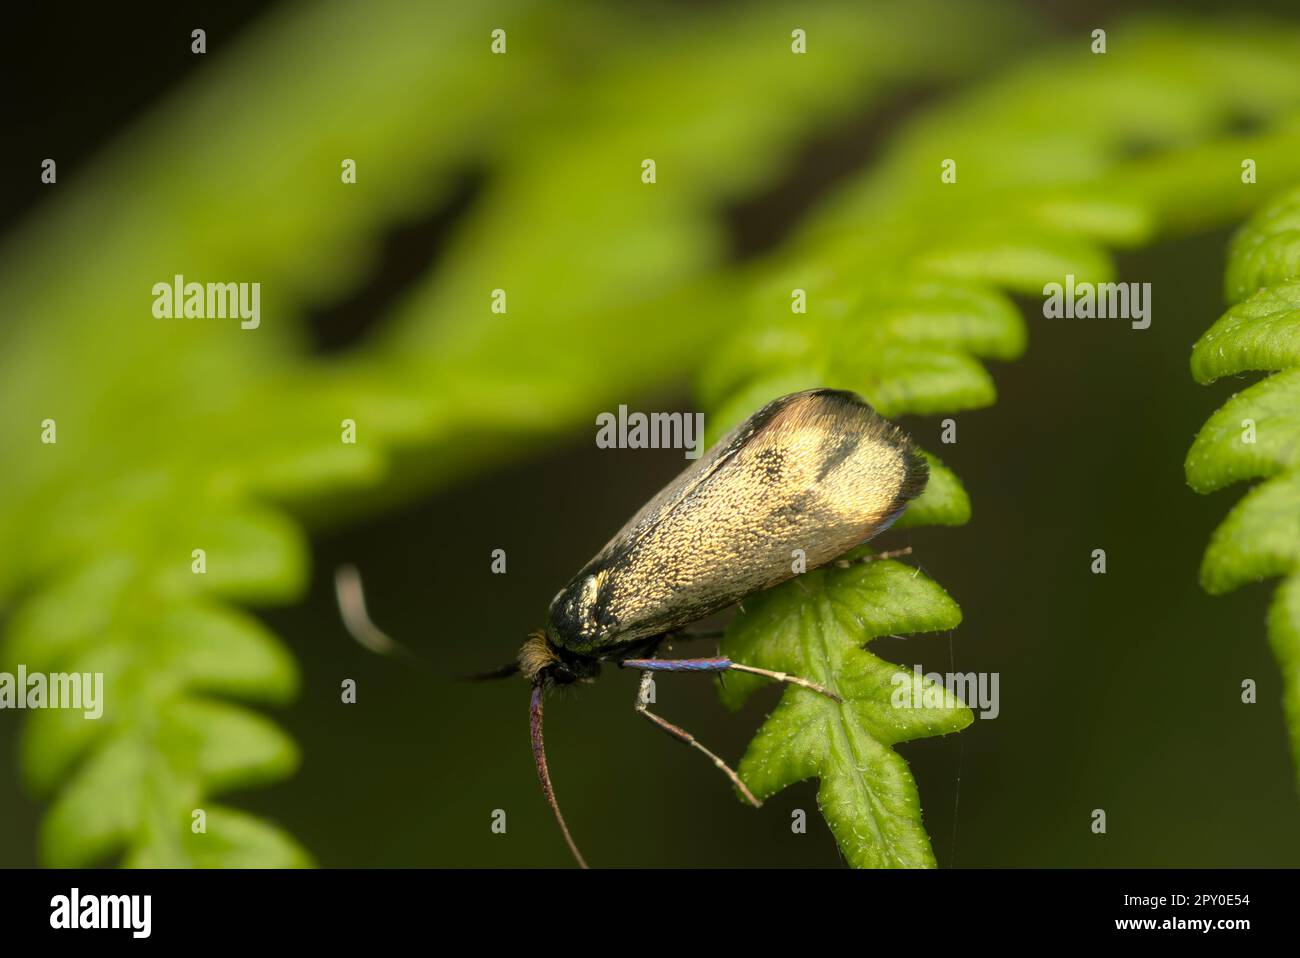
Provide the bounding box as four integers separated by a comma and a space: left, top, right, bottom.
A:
530, 685, 589, 869
466, 662, 521, 681
334, 564, 406, 657
336, 565, 514, 679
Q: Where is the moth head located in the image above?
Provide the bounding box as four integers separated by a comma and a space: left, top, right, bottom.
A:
517, 630, 600, 688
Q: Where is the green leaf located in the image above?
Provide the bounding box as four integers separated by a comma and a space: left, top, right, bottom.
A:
126, 806, 313, 869
34, 697, 302, 868
1201, 472, 1300, 595
1185, 370, 1300, 493
897, 455, 971, 529
1187, 184, 1300, 790
1226, 188, 1300, 301
919, 227, 1115, 294
1191, 283, 1300, 384
719, 560, 969, 868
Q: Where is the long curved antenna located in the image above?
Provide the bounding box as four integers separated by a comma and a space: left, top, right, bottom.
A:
529, 685, 588, 869
334, 564, 405, 656
466, 661, 521, 681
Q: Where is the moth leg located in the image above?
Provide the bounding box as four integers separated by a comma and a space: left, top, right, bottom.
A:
633, 671, 761, 808
621, 656, 841, 703
833, 545, 913, 569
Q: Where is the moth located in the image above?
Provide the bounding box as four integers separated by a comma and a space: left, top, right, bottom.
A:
336, 387, 927, 867
510, 387, 929, 867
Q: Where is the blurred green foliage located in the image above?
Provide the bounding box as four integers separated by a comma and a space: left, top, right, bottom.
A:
3, 0, 1300, 868
1187, 185, 1300, 787
0, 0, 1021, 866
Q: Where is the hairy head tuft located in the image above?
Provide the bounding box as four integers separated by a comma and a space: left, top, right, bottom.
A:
518, 630, 560, 685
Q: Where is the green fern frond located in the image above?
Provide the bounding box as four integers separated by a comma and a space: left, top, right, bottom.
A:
705, 18, 1300, 866
0, 0, 1019, 865
1187, 186, 1300, 787
718, 558, 968, 868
